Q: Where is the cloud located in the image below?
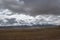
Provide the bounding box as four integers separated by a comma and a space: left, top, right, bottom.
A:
0, 0, 60, 15
0, 0, 25, 12
0, 0, 60, 26
6, 18, 17, 24
0, 9, 60, 26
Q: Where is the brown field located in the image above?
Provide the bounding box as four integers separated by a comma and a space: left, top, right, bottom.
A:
0, 28, 60, 40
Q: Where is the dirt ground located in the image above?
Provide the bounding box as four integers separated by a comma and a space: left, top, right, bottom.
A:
0, 27, 60, 40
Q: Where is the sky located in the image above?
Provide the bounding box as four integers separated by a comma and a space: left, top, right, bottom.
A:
0, 0, 60, 26
0, 0, 60, 15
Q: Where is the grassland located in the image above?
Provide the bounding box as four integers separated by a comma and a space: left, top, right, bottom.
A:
0, 27, 60, 40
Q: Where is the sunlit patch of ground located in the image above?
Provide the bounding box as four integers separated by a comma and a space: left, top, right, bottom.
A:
0, 27, 60, 40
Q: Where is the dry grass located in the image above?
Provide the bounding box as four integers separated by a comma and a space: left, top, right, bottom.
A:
0, 27, 60, 40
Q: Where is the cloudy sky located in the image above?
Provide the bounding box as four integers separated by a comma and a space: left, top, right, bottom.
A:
0, 0, 60, 15
0, 0, 60, 26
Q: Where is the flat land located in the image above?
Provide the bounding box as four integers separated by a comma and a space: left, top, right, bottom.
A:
0, 28, 60, 40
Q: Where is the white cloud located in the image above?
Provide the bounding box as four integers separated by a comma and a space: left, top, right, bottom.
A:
0, 9, 60, 26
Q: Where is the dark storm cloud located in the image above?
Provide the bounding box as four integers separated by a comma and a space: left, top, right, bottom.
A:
0, 0, 60, 15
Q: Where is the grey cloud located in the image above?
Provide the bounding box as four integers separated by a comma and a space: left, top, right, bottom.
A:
0, 19, 8, 25
0, 20, 4, 24
6, 18, 17, 24
0, 0, 60, 15
0, 0, 24, 11
0, 18, 17, 25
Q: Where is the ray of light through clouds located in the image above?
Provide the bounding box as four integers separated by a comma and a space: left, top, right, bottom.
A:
0, 0, 60, 26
